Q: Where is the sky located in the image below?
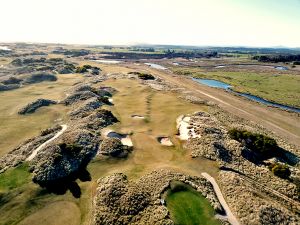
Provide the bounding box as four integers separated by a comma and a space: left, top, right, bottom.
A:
1, 0, 300, 47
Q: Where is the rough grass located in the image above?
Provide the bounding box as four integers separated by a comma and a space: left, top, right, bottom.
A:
0, 164, 80, 225
18, 201, 81, 225
165, 181, 220, 225
0, 163, 30, 192
0, 74, 84, 156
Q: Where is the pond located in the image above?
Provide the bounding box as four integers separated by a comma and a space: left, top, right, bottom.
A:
193, 78, 300, 113
274, 66, 288, 71
144, 63, 167, 70
164, 181, 221, 225
192, 78, 231, 89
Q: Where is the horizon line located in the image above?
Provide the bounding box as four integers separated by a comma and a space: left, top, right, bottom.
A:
0, 41, 299, 49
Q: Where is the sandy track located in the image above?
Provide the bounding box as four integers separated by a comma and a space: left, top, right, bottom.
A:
26, 124, 68, 161
201, 172, 240, 225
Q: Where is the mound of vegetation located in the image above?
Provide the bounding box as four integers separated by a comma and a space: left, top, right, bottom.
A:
31, 129, 99, 187
98, 138, 131, 158
228, 129, 278, 158
58, 63, 76, 74
1, 77, 23, 85
0, 83, 20, 91
10, 57, 47, 67
23, 72, 57, 84
268, 163, 291, 179
18, 98, 57, 114
75, 65, 101, 74
129, 72, 155, 80
63, 84, 115, 106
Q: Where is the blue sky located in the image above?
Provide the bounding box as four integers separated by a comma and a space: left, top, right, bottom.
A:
1, 0, 299, 47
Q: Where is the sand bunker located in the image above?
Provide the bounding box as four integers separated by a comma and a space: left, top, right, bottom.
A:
157, 136, 173, 146
176, 115, 200, 140
102, 129, 133, 147
131, 114, 145, 119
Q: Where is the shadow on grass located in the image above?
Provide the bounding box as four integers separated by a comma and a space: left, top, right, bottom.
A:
36, 167, 91, 198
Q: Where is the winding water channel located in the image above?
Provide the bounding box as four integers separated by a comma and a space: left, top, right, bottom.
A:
192, 78, 300, 113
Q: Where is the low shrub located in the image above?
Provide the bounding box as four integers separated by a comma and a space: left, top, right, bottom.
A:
228, 128, 278, 158
76, 66, 88, 73
138, 73, 155, 80
268, 163, 291, 179
23, 73, 57, 84
129, 72, 155, 80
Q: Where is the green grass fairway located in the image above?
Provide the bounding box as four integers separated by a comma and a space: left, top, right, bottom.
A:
0, 163, 30, 192
165, 181, 220, 225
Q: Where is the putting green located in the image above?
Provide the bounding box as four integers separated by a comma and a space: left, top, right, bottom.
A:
165, 181, 221, 225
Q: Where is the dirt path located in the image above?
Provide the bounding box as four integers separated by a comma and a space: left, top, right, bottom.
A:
201, 172, 240, 225
134, 66, 300, 146
26, 124, 68, 161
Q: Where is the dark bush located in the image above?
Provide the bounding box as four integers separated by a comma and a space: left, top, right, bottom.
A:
23, 73, 57, 84
128, 71, 155, 80
75, 66, 88, 73
59, 143, 82, 154
268, 163, 291, 179
138, 73, 155, 80
293, 61, 300, 65
228, 129, 278, 158
82, 64, 92, 69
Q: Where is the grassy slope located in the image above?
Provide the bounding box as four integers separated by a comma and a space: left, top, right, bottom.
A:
0, 74, 84, 156
0, 164, 30, 192
0, 163, 81, 225
165, 181, 220, 225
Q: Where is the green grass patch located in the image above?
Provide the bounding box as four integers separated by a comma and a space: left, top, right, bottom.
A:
165, 181, 220, 225
0, 163, 31, 192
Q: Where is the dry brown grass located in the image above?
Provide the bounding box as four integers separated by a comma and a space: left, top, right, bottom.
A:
0, 73, 84, 156
18, 201, 81, 225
